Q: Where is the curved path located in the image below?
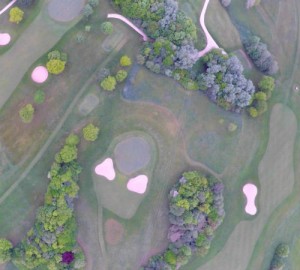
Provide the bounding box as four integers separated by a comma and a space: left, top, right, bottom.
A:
197, 0, 223, 58
0, 0, 17, 15
107, 13, 148, 41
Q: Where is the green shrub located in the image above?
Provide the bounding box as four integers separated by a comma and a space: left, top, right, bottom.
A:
116, 70, 128, 82
164, 250, 177, 266
9, 7, 24, 24
82, 123, 99, 142
100, 76, 117, 91
0, 239, 13, 263
19, 104, 34, 123
34, 90, 45, 104
46, 59, 66, 75
101, 21, 114, 35
120, 55, 132, 67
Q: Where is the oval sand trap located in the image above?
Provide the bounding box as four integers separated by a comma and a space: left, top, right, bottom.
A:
243, 183, 258, 215
114, 136, 151, 175
127, 175, 148, 194
0, 33, 11, 46
31, 66, 48, 84
48, 0, 85, 22
95, 158, 116, 181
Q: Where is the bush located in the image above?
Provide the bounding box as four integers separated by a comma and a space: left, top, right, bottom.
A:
120, 55, 132, 67
9, 7, 24, 24
255, 91, 267, 101
258, 76, 275, 92
46, 59, 66, 75
164, 250, 177, 266
116, 70, 128, 82
19, 104, 34, 123
101, 21, 114, 35
82, 123, 99, 142
100, 76, 117, 91
34, 89, 45, 104
47, 50, 61, 60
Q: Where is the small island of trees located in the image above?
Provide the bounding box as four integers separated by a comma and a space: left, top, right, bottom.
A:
143, 171, 225, 269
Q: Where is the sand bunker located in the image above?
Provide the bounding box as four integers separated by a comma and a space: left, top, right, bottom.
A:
104, 219, 124, 245
0, 33, 11, 46
114, 136, 151, 175
95, 158, 116, 181
31, 66, 49, 84
127, 175, 148, 194
243, 183, 258, 215
48, 0, 85, 22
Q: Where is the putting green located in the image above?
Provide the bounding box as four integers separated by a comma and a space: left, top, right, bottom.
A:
92, 131, 157, 219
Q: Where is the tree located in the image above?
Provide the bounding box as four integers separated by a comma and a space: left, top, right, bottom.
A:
258, 76, 275, 92
248, 107, 258, 118
116, 70, 128, 82
34, 89, 45, 104
9, 7, 24, 24
82, 123, 99, 142
101, 22, 114, 35
254, 91, 267, 101
100, 76, 117, 91
82, 4, 94, 19
88, 0, 99, 8
120, 55, 132, 67
59, 145, 77, 163
164, 250, 176, 266
46, 59, 66, 75
275, 243, 290, 258
0, 239, 13, 263
65, 134, 80, 146
19, 104, 34, 123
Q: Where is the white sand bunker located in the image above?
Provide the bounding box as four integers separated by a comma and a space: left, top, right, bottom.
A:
243, 183, 258, 215
31, 66, 48, 84
48, 0, 85, 22
95, 158, 116, 181
114, 137, 151, 175
0, 33, 11, 46
127, 175, 148, 194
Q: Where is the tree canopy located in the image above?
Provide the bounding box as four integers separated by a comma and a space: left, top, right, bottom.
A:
46, 59, 66, 75
19, 104, 34, 123
100, 76, 117, 91
9, 7, 24, 24
0, 239, 13, 263
82, 123, 99, 142
101, 21, 114, 35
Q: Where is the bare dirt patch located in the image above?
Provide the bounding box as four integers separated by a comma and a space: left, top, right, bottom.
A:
48, 0, 85, 22
104, 219, 125, 246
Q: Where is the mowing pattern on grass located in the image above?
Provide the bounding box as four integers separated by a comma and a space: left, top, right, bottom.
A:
196, 103, 296, 270
47, 0, 85, 22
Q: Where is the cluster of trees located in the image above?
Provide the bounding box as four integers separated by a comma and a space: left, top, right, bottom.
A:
46, 50, 68, 75
269, 243, 290, 270
198, 50, 255, 112
248, 76, 275, 117
243, 35, 278, 75
9, 7, 24, 24
143, 171, 225, 269
7, 134, 86, 269
113, 0, 201, 75
100, 55, 131, 91
82, 0, 99, 19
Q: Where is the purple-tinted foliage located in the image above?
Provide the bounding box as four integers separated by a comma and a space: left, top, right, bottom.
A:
62, 251, 75, 264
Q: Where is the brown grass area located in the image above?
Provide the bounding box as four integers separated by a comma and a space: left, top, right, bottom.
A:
104, 219, 125, 246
